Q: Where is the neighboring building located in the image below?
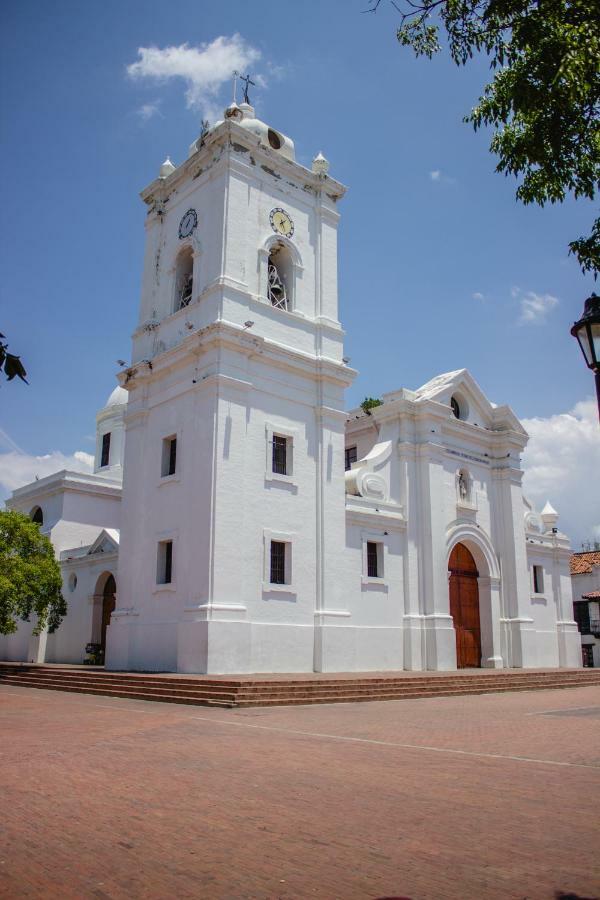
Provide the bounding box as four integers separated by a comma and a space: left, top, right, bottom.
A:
1, 388, 125, 663
571, 550, 600, 667
0, 100, 581, 673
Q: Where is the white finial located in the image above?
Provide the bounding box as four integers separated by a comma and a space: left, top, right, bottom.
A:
232, 70, 239, 104
312, 151, 329, 176
541, 500, 559, 531
159, 156, 175, 178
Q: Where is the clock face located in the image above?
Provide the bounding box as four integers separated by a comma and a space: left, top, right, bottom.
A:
269, 207, 294, 238
178, 209, 198, 239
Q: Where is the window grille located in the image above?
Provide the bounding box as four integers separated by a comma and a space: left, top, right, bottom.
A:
270, 541, 286, 585
367, 541, 379, 578
101, 432, 111, 468
267, 262, 287, 310
345, 445, 357, 471
178, 273, 193, 309
272, 435, 288, 475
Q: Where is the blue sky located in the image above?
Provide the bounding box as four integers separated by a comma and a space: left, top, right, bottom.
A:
1, 0, 598, 543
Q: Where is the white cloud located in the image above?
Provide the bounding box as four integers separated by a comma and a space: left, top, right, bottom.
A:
472, 291, 486, 301
522, 398, 600, 548
429, 169, 456, 185
513, 287, 559, 324
0, 450, 94, 505
137, 100, 162, 121
127, 35, 262, 120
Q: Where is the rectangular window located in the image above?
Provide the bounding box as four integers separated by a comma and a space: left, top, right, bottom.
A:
161, 436, 177, 477
100, 432, 111, 468
345, 445, 358, 471
532, 565, 544, 594
573, 601, 591, 635
157, 540, 173, 584
270, 540, 286, 585
272, 435, 288, 475
367, 541, 380, 578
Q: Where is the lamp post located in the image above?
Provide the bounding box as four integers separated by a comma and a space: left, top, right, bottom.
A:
571, 292, 600, 421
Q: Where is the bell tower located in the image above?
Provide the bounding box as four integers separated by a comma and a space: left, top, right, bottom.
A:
107, 99, 355, 674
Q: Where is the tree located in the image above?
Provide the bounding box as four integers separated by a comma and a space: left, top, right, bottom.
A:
0, 510, 66, 636
368, 0, 600, 275
0, 333, 28, 384
361, 396, 383, 413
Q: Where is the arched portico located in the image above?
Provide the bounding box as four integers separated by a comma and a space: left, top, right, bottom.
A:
446, 525, 504, 669
91, 571, 117, 659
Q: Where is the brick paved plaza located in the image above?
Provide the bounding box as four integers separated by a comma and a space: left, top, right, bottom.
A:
1, 684, 599, 900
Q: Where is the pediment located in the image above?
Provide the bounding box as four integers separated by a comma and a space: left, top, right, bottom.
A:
87, 528, 120, 556
415, 369, 526, 434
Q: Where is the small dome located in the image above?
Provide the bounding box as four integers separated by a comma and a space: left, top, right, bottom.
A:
105, 386, 128, 408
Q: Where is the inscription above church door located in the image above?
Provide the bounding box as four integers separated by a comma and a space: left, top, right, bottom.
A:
449, 544, 481, 668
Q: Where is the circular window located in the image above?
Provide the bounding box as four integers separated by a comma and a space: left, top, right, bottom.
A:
450, 396, 460, 419
69, 573, 78, 592
267, 129, 282, 150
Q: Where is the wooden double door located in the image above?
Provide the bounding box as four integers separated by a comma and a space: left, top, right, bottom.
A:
449, 543, 481, 668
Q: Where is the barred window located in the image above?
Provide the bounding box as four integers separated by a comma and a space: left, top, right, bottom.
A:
345, 445, 357, 471
367, 541, 380, 578
272, 435, 288, 475
270, 541, 286, 585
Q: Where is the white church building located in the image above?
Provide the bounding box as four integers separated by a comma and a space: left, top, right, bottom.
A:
1, 100, 581, 674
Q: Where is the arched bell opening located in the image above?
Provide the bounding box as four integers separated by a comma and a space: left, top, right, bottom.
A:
174, 246, 194, 311
267, 242, 292, 310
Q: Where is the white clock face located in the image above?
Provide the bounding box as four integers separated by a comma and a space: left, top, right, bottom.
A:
270, 207, 294, 238
178, 209, 198, 239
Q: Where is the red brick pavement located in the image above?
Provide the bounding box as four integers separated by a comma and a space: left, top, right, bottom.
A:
1, 684, 599, 900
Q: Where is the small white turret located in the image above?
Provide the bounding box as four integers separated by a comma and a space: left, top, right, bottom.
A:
312, 151, 329, 176
541, 500, 559, 532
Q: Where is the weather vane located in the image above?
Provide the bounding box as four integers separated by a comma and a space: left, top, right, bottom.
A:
240, 73, 255, 105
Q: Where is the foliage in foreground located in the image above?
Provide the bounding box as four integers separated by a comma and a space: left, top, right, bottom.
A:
0, 510, 66, 636
0, 333, 28, 384
372, 0, 600, 276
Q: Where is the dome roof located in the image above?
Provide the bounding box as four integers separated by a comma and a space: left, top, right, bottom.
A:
189, 103, 295, 162
105, 385, 128, 408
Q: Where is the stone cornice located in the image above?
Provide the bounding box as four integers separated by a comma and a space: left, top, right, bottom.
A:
122, 320, 356, 393
141, 119, 346, 214
8, 470, 122, 504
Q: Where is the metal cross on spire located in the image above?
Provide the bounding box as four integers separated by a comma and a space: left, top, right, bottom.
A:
240, 73, 255, 105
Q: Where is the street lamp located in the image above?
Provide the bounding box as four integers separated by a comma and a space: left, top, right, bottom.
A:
571, 292, 600, 420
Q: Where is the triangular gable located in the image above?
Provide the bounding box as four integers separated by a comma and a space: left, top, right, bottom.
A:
414, 369, 526, 435
87, 528, 120, 556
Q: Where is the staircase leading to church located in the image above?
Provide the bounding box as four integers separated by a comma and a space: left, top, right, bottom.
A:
1, 663, 599, 708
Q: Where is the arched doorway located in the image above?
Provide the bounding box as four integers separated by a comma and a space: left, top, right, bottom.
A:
449, 543, 481, 668
101, 574, 116, 656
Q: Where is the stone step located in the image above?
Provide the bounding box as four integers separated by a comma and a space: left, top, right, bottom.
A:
3, 669, 598, 699
2, 670, 599, 708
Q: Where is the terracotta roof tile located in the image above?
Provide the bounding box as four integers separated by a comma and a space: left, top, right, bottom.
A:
582, 590, 600, 599
570, 551, 600, 575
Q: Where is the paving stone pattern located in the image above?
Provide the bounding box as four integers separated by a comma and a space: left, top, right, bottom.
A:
1, 684, 599, 899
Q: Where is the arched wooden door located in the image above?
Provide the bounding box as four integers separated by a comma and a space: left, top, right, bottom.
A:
101, 575, 116, 656
449, 544, 481, 668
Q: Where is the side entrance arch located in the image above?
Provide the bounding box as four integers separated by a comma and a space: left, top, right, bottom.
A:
101, 574, 116, 655
449, 543, 481, 668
